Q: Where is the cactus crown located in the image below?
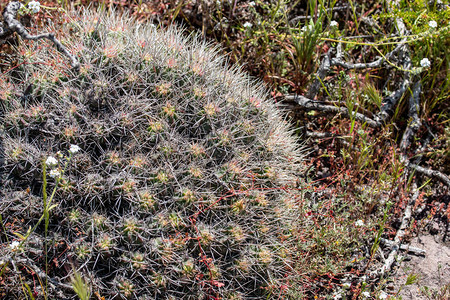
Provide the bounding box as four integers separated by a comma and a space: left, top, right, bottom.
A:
1, 8, 304, 299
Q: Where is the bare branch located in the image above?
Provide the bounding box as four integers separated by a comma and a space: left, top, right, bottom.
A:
331, 55, 384, 70
380, 238, 426, 256
374, 1, 412, 124
294, 23, 412, 127
330, 38, 404, 70
374, 58, 412, 125
285, 94, 381, 128
306, 131, 357, 150
305, 131, 336, 139
395, 81, 450, 187
376, 188, 420, 277
7, 255, 72, 299
306, 51, 330, 100
2, 1, 79, 71
400, 81, 422, 152
407, 162, 450, 187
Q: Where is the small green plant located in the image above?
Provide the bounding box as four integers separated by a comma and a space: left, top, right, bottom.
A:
287, 2, 324, 76
71, 269, 91, 300
371, 201, 393, 259
0, 144, 80, 299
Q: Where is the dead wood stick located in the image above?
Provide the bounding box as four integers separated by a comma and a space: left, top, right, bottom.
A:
330, 40, 404, 70
285, 94, 380, 127
292, 36, 410, 128
2, 1, 79, 71
305, 131, 357, 150
400, 81, 422, 152
374, 62, 411, 125
398, 81, 450, 188
306, 52, 330, 100
9, 256, 72, 298
376, 189, 420, 277
374, 0, 412, 124
380, 238, 426, 256
305, 131, 339, 139
331, 56, 384, 70
374, 2, 426, 278
406, 162, 450, 187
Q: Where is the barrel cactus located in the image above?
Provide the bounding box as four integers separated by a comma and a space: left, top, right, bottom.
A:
0, 8, 304, 299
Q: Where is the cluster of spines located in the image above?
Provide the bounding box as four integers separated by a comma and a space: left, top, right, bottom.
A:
0, 8, 303, 299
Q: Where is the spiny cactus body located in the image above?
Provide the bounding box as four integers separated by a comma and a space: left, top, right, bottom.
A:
0, 9, 304, 299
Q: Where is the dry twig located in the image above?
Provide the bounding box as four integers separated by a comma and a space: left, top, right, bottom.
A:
306, 52, 330, 100
285, 94, 380, 127
380, 238, 426, 256
1, 1, 79, 71
376, 189, 420, 277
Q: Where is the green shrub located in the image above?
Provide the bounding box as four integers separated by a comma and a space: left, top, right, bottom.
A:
0, 8, 305, 299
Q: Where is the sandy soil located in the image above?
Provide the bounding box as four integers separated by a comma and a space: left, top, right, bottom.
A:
391, 235, 450, 299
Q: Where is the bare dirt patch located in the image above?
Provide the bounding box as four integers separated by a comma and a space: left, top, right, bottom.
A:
392, 235, 450, 299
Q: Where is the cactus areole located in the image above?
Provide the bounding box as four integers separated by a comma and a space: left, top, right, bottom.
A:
0, 8, 305, 299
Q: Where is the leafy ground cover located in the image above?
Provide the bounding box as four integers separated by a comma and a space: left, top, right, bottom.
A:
0, 0, 449, 299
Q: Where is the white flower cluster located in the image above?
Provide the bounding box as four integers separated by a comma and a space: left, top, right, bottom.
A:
45, 156, 58, 167
420, 58, 431, 68
428, 20, 437, 29
330, 20, 339, 27
243, 22, 253, 28
301, 24, 314, 32
69, 144, 81, 154
361, 291, 371, 298
45, 145, 81, 179
18, 1, 40, 15
28, 1, 41, 14
355, 220, 364, 227
49, 169, 61, 178
46, 155, 60, 178
10, 241, 20, 251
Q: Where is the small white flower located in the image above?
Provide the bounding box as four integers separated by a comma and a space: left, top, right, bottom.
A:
45, 156, 58, 167
355, 220, 364, 227
0, 260, 4, 266
249, 1, 256, 7
361, 291, 371, 298
330, 21, 339, 27
10, 241, 20, 250
428, 20, 437, 29
379, 291, 388, 299
420, 58, 431, 68
342, 282, 351, 289
301, 24, 314, 33
49, 169, 61, 178
243, 22, 253, 28
69, 144, 81, 154
28, 1, 41, 14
